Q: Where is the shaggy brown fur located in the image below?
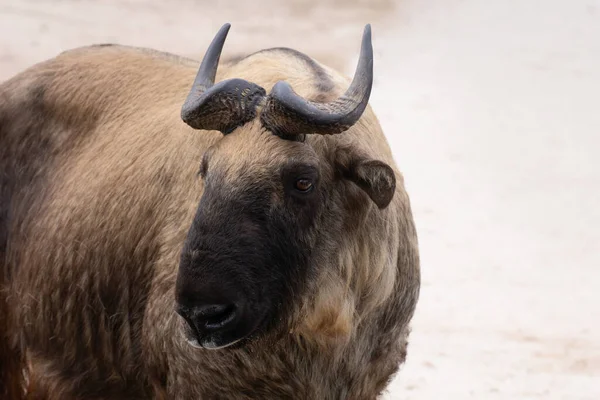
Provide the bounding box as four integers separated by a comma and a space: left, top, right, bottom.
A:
0, 42, 420, 399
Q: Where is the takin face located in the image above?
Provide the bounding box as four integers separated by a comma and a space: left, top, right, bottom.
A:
175, 24, 396, 349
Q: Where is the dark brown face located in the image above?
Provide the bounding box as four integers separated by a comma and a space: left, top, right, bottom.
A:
175, 133, 327, 349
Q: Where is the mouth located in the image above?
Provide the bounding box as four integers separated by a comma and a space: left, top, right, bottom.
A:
183, 323, 246, 350
180, 309, 268, 350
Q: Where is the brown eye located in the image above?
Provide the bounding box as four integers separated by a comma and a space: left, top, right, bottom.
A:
294, 178, 313, 192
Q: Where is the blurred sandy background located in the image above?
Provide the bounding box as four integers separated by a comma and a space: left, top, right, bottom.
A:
1, 0, 599, 399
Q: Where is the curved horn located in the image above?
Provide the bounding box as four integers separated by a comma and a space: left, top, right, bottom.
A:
260, 24, 373, 137
181, 23, 266, 134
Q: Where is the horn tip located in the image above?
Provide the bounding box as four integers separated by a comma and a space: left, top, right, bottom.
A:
361, 24, 373, 59
361, 24, 372, 53
219, 23, 232, 34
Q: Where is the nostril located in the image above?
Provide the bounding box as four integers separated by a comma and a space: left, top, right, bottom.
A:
193, 303, 237, 331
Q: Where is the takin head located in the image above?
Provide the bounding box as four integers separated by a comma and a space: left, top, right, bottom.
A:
175, 24, 397, 350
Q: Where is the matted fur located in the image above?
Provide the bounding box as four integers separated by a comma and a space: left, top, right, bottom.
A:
0, 42, 420, 399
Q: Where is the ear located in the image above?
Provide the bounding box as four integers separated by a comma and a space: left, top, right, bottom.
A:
346, 159, 396, 209
337, 149, 396, 209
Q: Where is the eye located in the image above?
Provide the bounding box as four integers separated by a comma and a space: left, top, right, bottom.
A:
294, 178, 313, 192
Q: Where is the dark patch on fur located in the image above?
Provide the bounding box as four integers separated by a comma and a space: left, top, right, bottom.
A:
0, 78, 54, 400
0, 81, 50, 274
0, 108, 10, 264
0, 66, 157, 398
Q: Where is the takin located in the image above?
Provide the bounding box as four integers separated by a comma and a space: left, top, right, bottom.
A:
0, 24, 420, 399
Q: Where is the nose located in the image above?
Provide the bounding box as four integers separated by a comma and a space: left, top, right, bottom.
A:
176, 302, 239, 339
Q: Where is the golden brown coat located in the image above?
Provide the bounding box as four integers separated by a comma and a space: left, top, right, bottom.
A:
0, 43, 420, 399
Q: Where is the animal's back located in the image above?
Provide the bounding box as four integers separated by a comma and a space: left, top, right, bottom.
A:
0, 44, 218, 398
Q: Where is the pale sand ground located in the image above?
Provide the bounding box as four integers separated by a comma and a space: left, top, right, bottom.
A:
1, 0, 599, 399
